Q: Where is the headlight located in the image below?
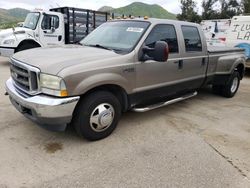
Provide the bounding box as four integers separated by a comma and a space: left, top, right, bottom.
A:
40, 73, 68, 97
3, 39, 15, 45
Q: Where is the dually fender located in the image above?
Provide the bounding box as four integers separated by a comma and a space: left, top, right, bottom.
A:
215, 54, 246, 75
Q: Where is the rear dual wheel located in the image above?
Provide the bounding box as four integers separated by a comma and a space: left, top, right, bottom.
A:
212, 71, 240, 98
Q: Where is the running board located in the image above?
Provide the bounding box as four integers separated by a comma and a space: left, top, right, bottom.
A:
132, 91, 198, 113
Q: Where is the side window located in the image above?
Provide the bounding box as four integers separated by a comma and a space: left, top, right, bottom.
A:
41, 15, 59, 30
181, 26, 202, 52
145, 24, 179, 53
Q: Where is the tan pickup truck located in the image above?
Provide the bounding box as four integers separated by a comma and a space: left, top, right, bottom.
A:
5, 18, 245, 140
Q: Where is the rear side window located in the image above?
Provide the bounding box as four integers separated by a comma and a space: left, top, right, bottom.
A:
181, 26, 202, 52
145, 24, 179, 53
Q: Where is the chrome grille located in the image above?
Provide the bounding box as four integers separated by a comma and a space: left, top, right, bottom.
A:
10, 58, 40, 95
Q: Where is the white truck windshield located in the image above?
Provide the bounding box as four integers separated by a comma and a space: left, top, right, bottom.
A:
23, 12, 40, 30
80, 21, 150, 53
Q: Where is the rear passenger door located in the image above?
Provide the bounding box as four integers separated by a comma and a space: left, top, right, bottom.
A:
178, 25, 208, 90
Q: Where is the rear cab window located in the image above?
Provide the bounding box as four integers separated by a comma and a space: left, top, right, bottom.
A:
181, 26, 202, 52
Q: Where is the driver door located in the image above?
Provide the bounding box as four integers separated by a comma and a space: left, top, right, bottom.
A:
39, 13, 64, 46
135, 24, 182, 103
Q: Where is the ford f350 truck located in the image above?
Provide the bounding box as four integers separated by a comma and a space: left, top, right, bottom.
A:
5, 18, 245, 140
0, 7, 108, 57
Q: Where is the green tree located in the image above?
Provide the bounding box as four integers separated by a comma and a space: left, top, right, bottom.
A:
219, 0, 242, 18
177, 0, 201, 22
242, 0, 250, 13
202, 0, 219, 19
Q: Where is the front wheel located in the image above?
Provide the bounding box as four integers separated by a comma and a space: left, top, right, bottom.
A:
72, 91, 121, 141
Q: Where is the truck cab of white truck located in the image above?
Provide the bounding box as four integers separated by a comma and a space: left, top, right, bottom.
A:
0, 10, 65, 57
0, 7, 108, 57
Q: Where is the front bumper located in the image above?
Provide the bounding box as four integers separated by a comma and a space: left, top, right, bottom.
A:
5, 78, 80, 131
0, 46, 15, 57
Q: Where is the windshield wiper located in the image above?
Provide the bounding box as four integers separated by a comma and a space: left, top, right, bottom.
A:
84, 44, 113, 51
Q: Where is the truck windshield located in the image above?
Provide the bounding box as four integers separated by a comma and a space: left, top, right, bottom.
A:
23, 12, 40, 30
80, 21, 150, 53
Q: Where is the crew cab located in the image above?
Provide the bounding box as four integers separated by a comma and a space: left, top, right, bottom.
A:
5, 18, 245, 140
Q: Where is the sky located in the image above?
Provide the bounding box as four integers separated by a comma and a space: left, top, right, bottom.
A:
0, 0, 203, 14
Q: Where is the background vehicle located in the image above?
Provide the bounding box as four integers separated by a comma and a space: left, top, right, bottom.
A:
5, 18, 245, 141
225, 15, 250, 68
200, 19, 231, 46
0, 7, 108, 57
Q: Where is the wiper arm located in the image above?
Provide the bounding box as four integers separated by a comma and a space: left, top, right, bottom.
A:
85, 44, 113, 51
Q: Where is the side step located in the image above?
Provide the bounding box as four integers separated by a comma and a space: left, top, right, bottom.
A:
132, 91, 198, 113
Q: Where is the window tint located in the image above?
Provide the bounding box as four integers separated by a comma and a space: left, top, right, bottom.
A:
41, 15, 59, 30
181, 26, 202, 52
145, 24, 179, 53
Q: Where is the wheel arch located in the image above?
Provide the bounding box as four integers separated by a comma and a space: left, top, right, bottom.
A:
79, 84, 130, 112
15, 39, 41, 52
234, 63, 245, 80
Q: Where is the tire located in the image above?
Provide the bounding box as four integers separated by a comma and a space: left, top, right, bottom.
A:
72, 91, 121, 141
16, 43, 40, 52
219, 71, 240, 98
212, 85, 222, 95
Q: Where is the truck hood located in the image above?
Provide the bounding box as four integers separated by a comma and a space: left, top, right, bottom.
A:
12, 45, 121, 75
0, 27, 30, 38
0, 27, 30, 43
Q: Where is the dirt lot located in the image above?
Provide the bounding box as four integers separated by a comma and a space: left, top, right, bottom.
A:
0, 56, 250, 188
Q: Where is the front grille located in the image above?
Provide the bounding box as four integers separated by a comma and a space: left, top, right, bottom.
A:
10, 58, 40, 95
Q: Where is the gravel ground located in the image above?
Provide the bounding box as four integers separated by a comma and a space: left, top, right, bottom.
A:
0, 56, 250, 188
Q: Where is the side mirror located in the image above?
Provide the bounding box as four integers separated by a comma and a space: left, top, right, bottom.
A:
140, 41, 169, 62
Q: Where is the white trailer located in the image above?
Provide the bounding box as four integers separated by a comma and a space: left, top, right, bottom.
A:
225, 15, 250, 67
200, 19, 231, 46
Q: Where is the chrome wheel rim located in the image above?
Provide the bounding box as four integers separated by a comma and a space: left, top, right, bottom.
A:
90, 103, 115, 132
231, 77, 239, 93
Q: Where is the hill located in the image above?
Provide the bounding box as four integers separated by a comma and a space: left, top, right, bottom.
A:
8, 8, 30, 18
99, 2, 176, 20
0, 8, 29, 27
98, 6, 114, 12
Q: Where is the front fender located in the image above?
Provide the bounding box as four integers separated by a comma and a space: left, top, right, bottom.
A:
1, 33, 41, 48
72, 73, 132, 95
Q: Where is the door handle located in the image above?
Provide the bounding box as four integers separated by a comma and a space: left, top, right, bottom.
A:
174, 60, 183, 69
202, 58, 206, 66
179, 60, 183, 69
58, 35, 62, 41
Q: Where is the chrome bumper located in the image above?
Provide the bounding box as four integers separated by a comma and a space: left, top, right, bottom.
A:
0, 47, 15, 57
5, 78, 80, 131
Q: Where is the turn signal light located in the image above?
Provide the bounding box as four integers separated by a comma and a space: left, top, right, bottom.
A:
60, 90, 68, 97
